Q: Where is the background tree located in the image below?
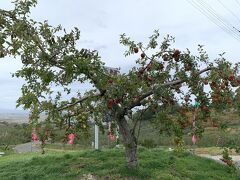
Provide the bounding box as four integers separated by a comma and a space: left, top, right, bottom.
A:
1, 0, 240, 168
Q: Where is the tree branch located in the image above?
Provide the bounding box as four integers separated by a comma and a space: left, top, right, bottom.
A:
57, 90, 105, 111
126, 67, 212, 110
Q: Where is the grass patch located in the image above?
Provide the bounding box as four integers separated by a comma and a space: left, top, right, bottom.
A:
0, 148, 239, 179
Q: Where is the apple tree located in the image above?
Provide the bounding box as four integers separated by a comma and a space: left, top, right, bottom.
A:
1, 0, 240, 168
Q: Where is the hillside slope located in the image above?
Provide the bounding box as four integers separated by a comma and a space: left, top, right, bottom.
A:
0, 148, 239, 179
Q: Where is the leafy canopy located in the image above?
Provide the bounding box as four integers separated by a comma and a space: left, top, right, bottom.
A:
1, 0, 240, 142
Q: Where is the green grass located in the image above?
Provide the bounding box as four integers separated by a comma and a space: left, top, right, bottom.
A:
0, 148, 239, 180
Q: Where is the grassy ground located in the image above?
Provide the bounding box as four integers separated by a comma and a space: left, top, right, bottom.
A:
0, 148, 239, 180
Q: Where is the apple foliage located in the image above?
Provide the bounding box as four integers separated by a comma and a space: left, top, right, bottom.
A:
1, 0, 240, 168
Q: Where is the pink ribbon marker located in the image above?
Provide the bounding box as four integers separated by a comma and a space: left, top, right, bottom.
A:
67, 133, 75, 144
192, 135, 197, 144
31, 128, 38, 141
110, 135, 116, 141
108, 132, 116, 141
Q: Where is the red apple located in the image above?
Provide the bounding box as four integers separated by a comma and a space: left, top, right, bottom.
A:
162, 54, 169, 61
220, 83, 225, 89
158, 63, 164, 71
139, 68, 144, 74
147, 63, 152, 71
107, 99, 114, 109
210, 82, 217, 88
184, 63, 192, 71
174, 49, 181, 55
184, 95, 190, 102
173, 49, 181, 61
203, 79, 208, 85
141, 53, 145, 59
134, 47, 139, 53
108, 79, 113, 84
228, 74, 235, 81
201, 105, 208, 111
115, 98, 122, 104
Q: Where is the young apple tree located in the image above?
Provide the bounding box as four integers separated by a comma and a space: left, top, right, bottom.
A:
1, 0, 240, 168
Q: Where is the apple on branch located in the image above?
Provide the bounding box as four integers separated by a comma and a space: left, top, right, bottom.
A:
141, 53, 146, 59
173, 49, 181, 61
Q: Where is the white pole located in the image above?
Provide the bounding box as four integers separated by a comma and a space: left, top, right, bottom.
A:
94, 124, 99, 150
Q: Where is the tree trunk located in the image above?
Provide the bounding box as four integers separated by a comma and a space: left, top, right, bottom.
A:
117, 116, 138, 169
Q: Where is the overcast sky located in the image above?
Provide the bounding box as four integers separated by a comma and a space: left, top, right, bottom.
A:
0, 0, 240, 111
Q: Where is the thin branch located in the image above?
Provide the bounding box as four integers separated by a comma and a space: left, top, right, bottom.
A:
132, 107, 149, 135
132, 109, 144, 133
57, 91, 105, 111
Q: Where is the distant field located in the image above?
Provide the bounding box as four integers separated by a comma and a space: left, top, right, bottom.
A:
0, 110, 46, 123
0, 113, 28, 123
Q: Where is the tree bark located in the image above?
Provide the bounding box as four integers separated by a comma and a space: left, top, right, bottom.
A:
117, 116, 138, 169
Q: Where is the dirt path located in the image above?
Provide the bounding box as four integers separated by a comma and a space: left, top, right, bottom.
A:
14, 141, 40, 153
198, 154, 240, 168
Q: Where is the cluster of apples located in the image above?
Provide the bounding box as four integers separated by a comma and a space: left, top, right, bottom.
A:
134, 47, 153, 83
107, 98, 122, 110
206, 74, 240, 105
229, 74, 240, 87
134, 47, 179, 84
208, 74, 240, 89
162, 49, 181, 62
133, 47, 145, 59
162, 49, 193, 71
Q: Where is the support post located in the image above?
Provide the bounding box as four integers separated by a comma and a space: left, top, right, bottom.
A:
94, 124, 99, 150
